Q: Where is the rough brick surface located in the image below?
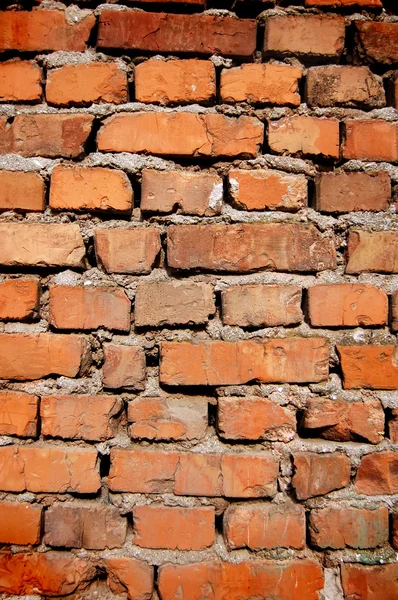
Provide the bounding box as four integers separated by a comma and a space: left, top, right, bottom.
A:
0, 502, 42, 545
292, 453, 351, 499
315, 171, 391, 213
338, 345, 398, 389
346, 231, 398, 274
0, 60, 42, 102
341, 564, 398, 600
355, 22, 398, 64
343, 120, 398, 162
356, 452, 398, 495
0, 171, 45, 212
104, 557, 154, 600
103, 344, 146, 390
0, 279, 40, 321
0, 391, 38, 437
268, 116, 340, 158
94, 228, 161, 274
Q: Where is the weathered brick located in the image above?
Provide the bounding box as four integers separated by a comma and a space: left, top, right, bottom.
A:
167, 224, 336, 272
0, 114, 93, 158
0, 333, 90, 381
308, 284, 388, 326
220, 63, 302, 106
341, 564, 398, 600
94, 228, 161, 274
391, 291, 398, 331
135, 281, 215, 327
264, 15, 345, 59
306, 0, 382, 5
0, 446, 100, 493
50, 166, 133, 213
0, 502, 42, 545
134, 0, 204, 3
141, 169, 222, 216
104, 558, 154, 600
306, 66, 385, 108
228, 169, 307, 211
41, 395, 122, 441
109, 449, 180, 494
268, 116, 340, 158
343, 120, 398, 162
355, 21, 398, 64
0, 391, 38, 437
0, 279, 40, 321
133, 505, 215, 550
346, 230, 398, 274
135, 59, 215, 104
315, 171, 391, 213
160, 339, 329, 386
128, 396, 208, 441
0, 171, 45, 212
309, 506, 388, 549
0, 11, 95, 52
217, 396, 296, 442
393, 75, 398, 110
97, 112, 263, 158
103, 344, 145, 390
389, 409, 398, 443
98, 12, 256, 57
356, 452, 398, 494
292, 453, 351, 500
175, 453, 222, 496
46, 63, 128, 106
221, 284, 303, 327
224, 503, 305, 550
302, 398, 385, 444
338, 345, 398, 389
44, 504, 126, 549
0, 60, 42, 102
392, 513, 398, 548
49, 286, 131, 331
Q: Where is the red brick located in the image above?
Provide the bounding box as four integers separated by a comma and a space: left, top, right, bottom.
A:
0, 446, 100, 493
0, 223, 86, 268
174, 453, 222, 496
393, 75, 398, 110
135, 281, 215, 327
0, 171, 45, 212
44, 504, 126, 550
306, 65, 385, 108
160, 339, 329, 386
135, 59, 215, 104
268, 116, 340, 159
158, 560, 324, 600
167, 223, 336, 272
109, 449, 180, 494
343, 120, 398, 162
46, 63, 128, 106
356, 452, 398, 494
0, 114, 93, 158
292, 453, 351, 500
346, 230, 398, 274
315, 171, 391, 213
104, 557, 154, 600
103, 344, 145, 390
391, 291, 398, 331
302, 398, 385, 444
94, 228, 161, 274
228, 169, 307, 211
338, 345, 398, 390
50, 166, 133, 213
98, 12, 256, 57
308, 284, 388, 327
141, 169, 222, 216
221, 284, 303, 327
0, 60, 42, 102
220, 64, 302, 106
97, 112, 263, 158
133, 505, 215, 550
0, 552, 95, 597
49, 286, 131, 331
306, 0, 382, 5
392, 513, 398, 548
0, 502, 41, 545
264, 15, 345, 59
309, 506, 388, 549
389, 410, 398, 443
218, 396, 296, 442
341, 564, 398, 600
0, 11, 95, 52
0, 333, 90, 381
41, 395, 122, 441
355, 21, 398, 64
0, 279, 40, 321
128, 396, 208, 441
221, 454, 278, 498
0, 391, 38, 437
224, 503, 305, 550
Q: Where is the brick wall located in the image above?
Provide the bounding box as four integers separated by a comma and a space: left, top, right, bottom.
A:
0, 0, 397, 598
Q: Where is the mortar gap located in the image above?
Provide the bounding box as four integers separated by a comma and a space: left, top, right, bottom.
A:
87, 15, 99, 52
215, 511, 224, 535
85, 117, 102, 157
100, 453, 111, 478
385, 407, 393, 440
256, 22, 264, 56
208, 401, 217, 428
307, 177, 317, 211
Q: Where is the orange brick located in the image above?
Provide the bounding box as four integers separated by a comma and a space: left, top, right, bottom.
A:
341, 564, 398, 600
50, 166, 132, 213
0, 60, 41, 102
133, 505, 215, 550
224, 503, 305, 550
103, 344, 146, 390
95, 228, 161, 274
160, 339, 329, 386
41, 395, 122, 441
0, 171, 45, 212
292, 453, 351, 499
346, 231, 398, 274
221, 63, 302, 106
0, 391, 38, 437
0, 279, 40, 321
104, 558, 154, 600
109, 449, 180, 494
389, 410, 398, 443
392, 513, 398, 548
343, 120, 398, 162
355, 22, 398, 64
356, 452, 398, 495
268, 116, 340, 159
97, 113, 263, 158
221, 454, 278, 498
135, 59, 215, 104
391, 291, 398, 331
174, 453, 222, 496
338, 345, 398, 389
393, 76, 398, 110
46, 63, 128, 106
0, 502, 42, 545
315, 171, 391, 213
